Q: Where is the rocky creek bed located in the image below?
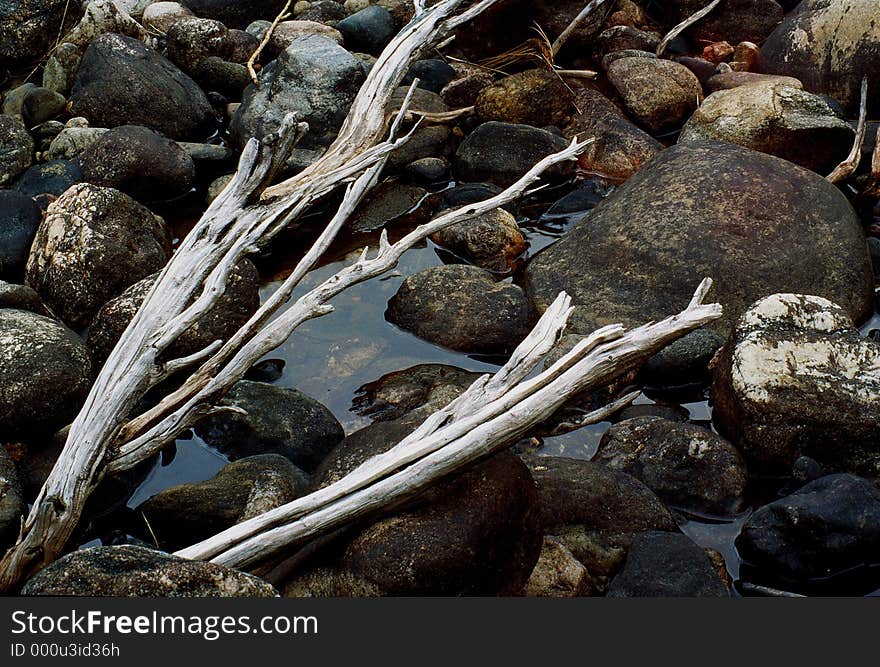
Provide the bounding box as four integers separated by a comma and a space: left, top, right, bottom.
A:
1, 0, 880, 597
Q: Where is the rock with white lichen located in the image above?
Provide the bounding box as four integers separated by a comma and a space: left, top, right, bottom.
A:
712, 293, 880, 474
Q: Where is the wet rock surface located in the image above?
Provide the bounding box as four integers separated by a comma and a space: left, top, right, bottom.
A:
0, 309, 94, 440
523, 141, 874, 337
429, 208, 527, 273
595, 417, 748, 516
522, 537, 590, 597
0, 190, 42, 280
25, 184, 172, 329
713, 293, 880, 474
194, 380, 345, 472
607, 531, 730, 597
70, 34, 215, 140
737, 474, 880, 584
22, 545, 278, 597
386, 264, 534, 354
134, 455, 309, 551
475, 69, 573, 128
0, 446, 24, 549
0, 115, 34, 186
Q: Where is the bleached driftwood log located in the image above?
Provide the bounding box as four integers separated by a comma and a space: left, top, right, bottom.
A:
177, 280, 722, 571
0, 0, 501, 593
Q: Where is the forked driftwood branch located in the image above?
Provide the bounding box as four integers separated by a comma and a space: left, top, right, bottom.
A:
177, 279, 722, 572
0, 0, 502, 593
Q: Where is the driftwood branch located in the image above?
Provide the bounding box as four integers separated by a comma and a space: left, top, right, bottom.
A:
246, 0, 293, 86
551, 0, 613, 57
827, 77, 869, 184
176, 279, 722, 571
0, 0, 501, 593
657, 0, 723, 57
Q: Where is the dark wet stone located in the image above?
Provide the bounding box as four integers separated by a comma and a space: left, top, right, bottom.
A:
0, 281, 48, 315
134, 455, 309, 551
0, 115, 34, 186
402, 59, 456, 94
430, 207, 527, 273
87, 260, 260, 364
475, 69, 573, 128
454, 121, 572, 187
660, 0, 784, 46
607, 531, 730, 597
22, 545, 278, 597
20, 87, 66, 128
639, 328, 725, 390
563, 89, 662, 181
297, 0, 348, 25
737, 474, 880, 581
338, 452, 543, 596
386, 126, 450, 169
351, 363, 480, 423
194, 380, 344, 472
77, 125, 196, 202
522, 141, 875, 337
14, 160, 82, 199
712, 293, 880, 474
615, 403, 690, 423
283, 568, 383, 597
385, 264, 534, 354
244, 358, 286, 383
758, 0, 880, 114
595, 26, 660, 56
193, 57, 252, 97
0, 0, 82, 66
230, 34, 365, 151
25, 184, 171, 329
0, 446, 24, 549
42, 42, 83, 96
70, 34, 215, 141
595, 417, 748, 516
0, 190, 42, 280
349, 181, 429, 233
335, 5, 395, 54
165, 16, 231, 72
0, 309, 93, 440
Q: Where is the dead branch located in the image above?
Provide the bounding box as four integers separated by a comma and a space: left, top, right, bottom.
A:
0, 0, 502, 594
827, 77, 869, 184
247, 0, 293, 86
176, 279, 721, 571
657, 0, 723, 57
551, 0, 613, 57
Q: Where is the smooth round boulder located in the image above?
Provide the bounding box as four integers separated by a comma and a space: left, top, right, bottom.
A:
70, 33, 215, 140
385, 264, 534, 354
76, 125, 196, 201
25, 184, 172, 329
14, 160, 82, 199
737, 474, 880, 583
429, 208, 527, 273
758, 0, 880, 114
0, 190, 42, 280
0, 309, 94, 440
607, 531, 729, 597
606, 57, 702, 133
595, 416, 748, 516
335, 5, 395, 54
475, 69, 573, 128
522, 141, 875, 337
194, 380, 345, 472
21, 545, 278, 597
454, 121, 572, 187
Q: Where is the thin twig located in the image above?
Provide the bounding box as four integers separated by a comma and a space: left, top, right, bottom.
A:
247, 0, 292, 86
827, 77, 868, 184
551, 0, 613, 57
657, 0, 724, 57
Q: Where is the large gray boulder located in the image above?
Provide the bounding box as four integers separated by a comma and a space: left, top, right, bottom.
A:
230, 35, 365, 151
758, 0, 880, 114
0, 0, 82, 66
522, 141, 874, 337
712, 293, 880, 474
25, 184, 172, 329
70, 34, 215, 140
0, 309, 94, 440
